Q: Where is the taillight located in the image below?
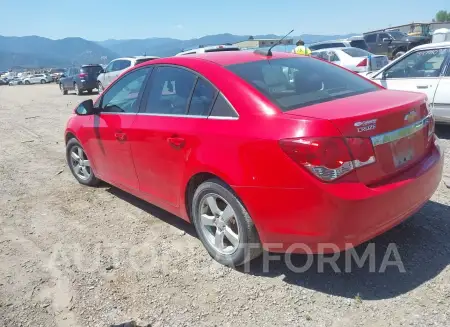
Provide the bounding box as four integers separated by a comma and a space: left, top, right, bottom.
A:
279, 137, 376, 182
357, 58, 368, 67
79, 73, 87, 78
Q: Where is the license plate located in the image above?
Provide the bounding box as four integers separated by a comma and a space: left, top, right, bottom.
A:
391, 136, 415, 168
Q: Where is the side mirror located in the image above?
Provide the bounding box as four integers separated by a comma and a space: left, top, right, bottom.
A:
99, 69, 105, 74
75, 99, 95, 115
382, 38, 392, 43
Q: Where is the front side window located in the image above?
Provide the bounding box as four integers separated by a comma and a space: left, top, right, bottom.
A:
378, 33, 390, 41
100, 67, 151, 113
188, 78, 217, 116
111, 60, 123, 72
145, 66, 196, 115
120, 60, 132, 70
227, 57, 379, 111
105, 62, 114, 73
383, 48, 449, 79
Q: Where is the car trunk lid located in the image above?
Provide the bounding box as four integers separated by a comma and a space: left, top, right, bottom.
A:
285, 90, 433, 184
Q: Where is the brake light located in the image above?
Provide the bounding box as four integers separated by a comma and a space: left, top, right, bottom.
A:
79, 73, 87, 78
279, 137, 376, 182
357, 58, 368, 67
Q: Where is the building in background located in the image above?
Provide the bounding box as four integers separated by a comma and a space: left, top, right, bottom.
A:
234, 38, 294, 49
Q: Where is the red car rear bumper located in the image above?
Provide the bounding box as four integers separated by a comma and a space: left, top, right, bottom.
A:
234, 143, 444, 254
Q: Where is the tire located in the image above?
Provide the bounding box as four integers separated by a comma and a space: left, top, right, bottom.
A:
40, 79, 46, 84
74, 83, 82, 95
98, 82, 104, 93
394, 51, 405, 59
24, 80, 30, 85
191, 178, 262, 267
60, 83, 67, 95
66, 138, 100, 186
87, 89, 93, 94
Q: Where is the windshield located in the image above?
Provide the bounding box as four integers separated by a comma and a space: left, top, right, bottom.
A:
341, 48, 371, 57
81, 66, 103, 74
135, 58, 158, 65
226, 57, 379, 111
389, 31, 407, 40
205, 47, 240, 53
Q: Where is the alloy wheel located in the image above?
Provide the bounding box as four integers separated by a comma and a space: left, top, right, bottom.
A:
69, 145, 91, 181
198, 194, 240, 255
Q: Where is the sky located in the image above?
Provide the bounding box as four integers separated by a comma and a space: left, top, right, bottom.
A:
0, 0, 448, 40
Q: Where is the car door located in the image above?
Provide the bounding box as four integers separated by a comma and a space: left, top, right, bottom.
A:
377, 33, 391, 56
371, 47, 448, 106
432, 51, 450, 122
364, 34, 378, 54
130, 66, 217, 208
107, 60, 125, 86
113, 59, 131, 83
82, 67, 152, 190
100, 61, 113, 86
104, 60, 119, 87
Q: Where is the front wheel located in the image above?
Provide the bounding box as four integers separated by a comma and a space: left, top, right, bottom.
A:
66, 138, 100, 186
97, 82, 104, 93
394, 51, 405, 59
191, 179, 262, 267
40, 79, 46, 84
24, 80, 30, 85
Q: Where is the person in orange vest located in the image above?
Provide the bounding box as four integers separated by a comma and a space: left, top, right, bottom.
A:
292, 40, 312, 56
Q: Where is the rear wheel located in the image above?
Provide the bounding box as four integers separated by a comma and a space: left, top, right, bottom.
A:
98, 82, 104, 93
66, 138, 100, 186
60, 83, 67, 95
87, 89, 93, 94
74, 83, 82, 95
25, 80, 30, 85
191, 179, 262, 267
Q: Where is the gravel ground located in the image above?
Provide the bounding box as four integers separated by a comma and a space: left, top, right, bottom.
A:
0, 84, 449, 327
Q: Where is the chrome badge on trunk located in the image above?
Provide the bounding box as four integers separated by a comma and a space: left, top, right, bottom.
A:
354, 119, 377, 133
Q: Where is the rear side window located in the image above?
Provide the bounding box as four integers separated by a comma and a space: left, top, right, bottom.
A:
227, 57, 379, 111
81, 66, 103, 74
364, 34, 377, 43
145, 66, 196, 115
188, 78, 217, 116
210, 94, 238, 118
349, 40, 368, 50
341, 48, 370, 57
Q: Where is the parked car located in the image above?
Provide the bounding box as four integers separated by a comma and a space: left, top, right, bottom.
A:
65, 51, 442, 267
308, 37, 369, 51
97, 56, 159, 92
0, 78, 8, 86
175, 45, 241, 56
49, 68, 66, 83
60, 65, 104, 95
362, 42, 450, 124
23, 74, 53, 85
312, 47, 389, 73
8, 77, 23, 86
363, 31, 430, 59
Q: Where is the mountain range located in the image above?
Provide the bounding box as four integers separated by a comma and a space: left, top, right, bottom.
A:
0, 33, 358, 70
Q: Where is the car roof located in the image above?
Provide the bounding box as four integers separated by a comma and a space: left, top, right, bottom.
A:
309, 39, 350, 46
412, 41, 450, 50
156, 50, 299, 66
115, 56, 160, 60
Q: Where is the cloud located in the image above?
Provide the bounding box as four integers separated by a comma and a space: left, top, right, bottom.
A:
174, 24, 184, 29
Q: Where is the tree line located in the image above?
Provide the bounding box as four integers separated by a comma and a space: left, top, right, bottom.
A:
435, 10, 450, 22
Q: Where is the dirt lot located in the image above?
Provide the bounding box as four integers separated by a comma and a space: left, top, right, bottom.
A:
0, 84, 449, 327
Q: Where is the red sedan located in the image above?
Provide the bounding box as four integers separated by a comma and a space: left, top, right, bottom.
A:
65, 51, 443, 266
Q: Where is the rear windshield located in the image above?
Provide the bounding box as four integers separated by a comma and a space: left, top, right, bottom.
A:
205, 47, 240, 53
135, 58, 158, 65
80, 66, 103, 74
226, 57, 379, 111
349, 40, 368, 50
341, 48, 370, 57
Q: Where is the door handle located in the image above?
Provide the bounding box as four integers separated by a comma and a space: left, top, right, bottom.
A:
167, 136, 185, 148
115, 132, 127, 142
416, 85, 429, 89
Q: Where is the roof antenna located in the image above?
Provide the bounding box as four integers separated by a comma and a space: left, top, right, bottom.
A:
254, 29, 294, 57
